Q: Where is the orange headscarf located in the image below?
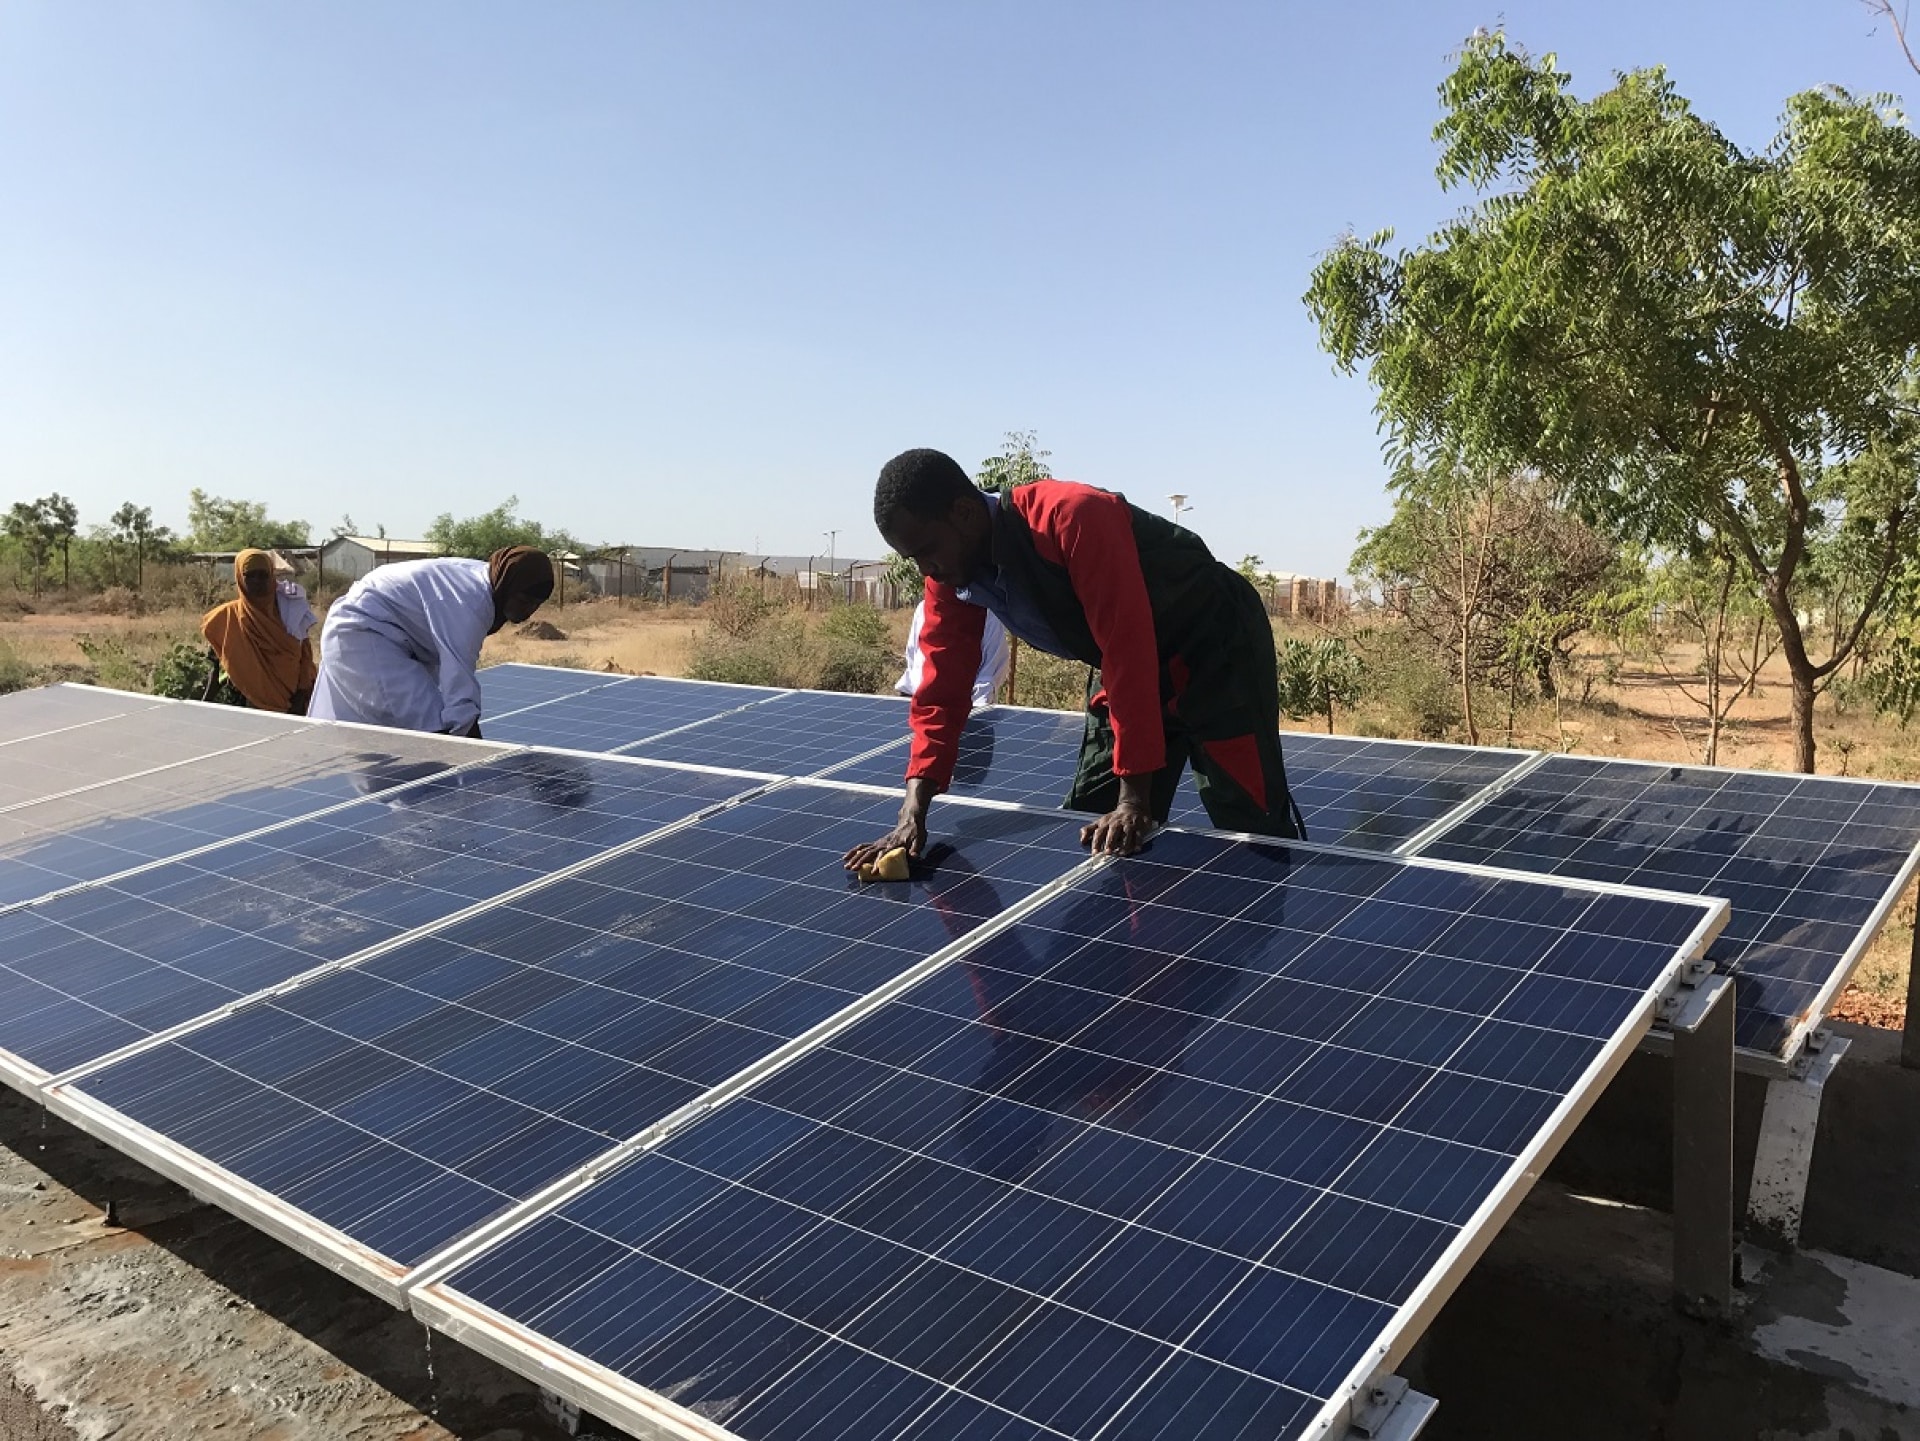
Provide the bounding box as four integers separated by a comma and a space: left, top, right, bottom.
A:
199, 550, 316, 712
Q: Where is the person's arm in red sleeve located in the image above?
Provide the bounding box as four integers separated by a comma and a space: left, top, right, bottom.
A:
905, 578, 986, 792
844, 579, 985, 871
1012, 481, 1166, 776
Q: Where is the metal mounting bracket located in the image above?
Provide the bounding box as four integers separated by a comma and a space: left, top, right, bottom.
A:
1343, 1375, 1440, 1439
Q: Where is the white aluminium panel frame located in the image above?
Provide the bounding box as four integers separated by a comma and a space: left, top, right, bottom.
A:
406, 836, 1727, 1441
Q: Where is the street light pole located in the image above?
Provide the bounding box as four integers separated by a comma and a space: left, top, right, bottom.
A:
1168, 494, 1191, 526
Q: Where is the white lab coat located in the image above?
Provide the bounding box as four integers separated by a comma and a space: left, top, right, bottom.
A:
896, 600, 1012, 707
309, 559, 494, 734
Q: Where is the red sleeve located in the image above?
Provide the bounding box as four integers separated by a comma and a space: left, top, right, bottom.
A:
905, 577, 986, 791
1012, 481, 1166, 776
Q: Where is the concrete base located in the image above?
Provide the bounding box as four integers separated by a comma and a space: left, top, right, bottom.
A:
1405, 1185, 1920, 1440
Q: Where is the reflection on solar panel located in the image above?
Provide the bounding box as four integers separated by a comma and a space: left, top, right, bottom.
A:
822, 707, 1079, 805
0, 701, 293, 808
824, 710, 1532, 853
0, 685, 167, 745
479, 663, 625, 718
486, 676, 781, 754
54, 788, 1095, 1291
425, 830, 1718, 1441
1170, 734, 1532, 850
625, 691, 911, 775
1415, 756, 1920, 1055
0, 727, 489, 908
0, 753, 762, 1086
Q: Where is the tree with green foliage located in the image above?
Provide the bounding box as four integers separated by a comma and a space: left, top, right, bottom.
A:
1277, 636, 1364, 734
186, 489, 310, 552
3, 500, 55, 597
1307, 32, 1920, 772
108, 503, 171, 590
1353, 463, 1613, 743
426, 495, 572, 560
975, 430, 1052, 495
40, 494, 78, 589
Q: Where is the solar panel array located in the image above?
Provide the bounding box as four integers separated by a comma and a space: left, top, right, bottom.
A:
0, 747, 763, 1086
421, 833, 1716, 1441
5, 667, 1912, 1441
1411, 756, 1920, 1055
65, 788, 1093, 1286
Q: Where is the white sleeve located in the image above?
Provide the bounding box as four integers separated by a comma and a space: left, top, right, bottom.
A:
895, 602, 927, 697
426, 574, 494, 732
973, 610, 1012, 705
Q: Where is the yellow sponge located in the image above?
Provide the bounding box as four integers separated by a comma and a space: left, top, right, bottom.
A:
857, 846, 911, 883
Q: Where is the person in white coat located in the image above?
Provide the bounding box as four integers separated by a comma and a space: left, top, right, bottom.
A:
896, 597, 1011, 706
309, 546, 554, 738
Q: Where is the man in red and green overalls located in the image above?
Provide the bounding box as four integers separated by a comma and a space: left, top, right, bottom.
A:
843, 447, 1301, 870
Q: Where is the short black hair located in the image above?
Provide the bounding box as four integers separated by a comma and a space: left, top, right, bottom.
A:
874, 448, 975, 530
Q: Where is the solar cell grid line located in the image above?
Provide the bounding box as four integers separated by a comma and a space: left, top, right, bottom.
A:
412, 830, 1723, 1441
478, 663, 631, 720
484, 676, 792, 755
619, 690, 916, 776
0, 752, 772, 1092
0, 700, 301, 809
0, 725, 495, 911
44, 785, 1103, 1304
0, 684, 169, 746
1406, 754, 1920, 1060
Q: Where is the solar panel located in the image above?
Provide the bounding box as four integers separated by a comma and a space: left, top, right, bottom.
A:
0, 752, 765, 1087
821, 706, 1081, 805
623, 690, 912, 775
48, 786, 1096, 1298
479, 663, 627, 718
485, 676, 783, 754
0, 699, 296, 808
0, 684, 167, 744
822, 708, 1532, 852
417, 830, 1721, 1441
0, 726, 489, 909
1412, 755, 1920, 1057
1169, 733, 1534, 850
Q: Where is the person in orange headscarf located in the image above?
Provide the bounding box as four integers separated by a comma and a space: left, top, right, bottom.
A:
199, 549, 317, 714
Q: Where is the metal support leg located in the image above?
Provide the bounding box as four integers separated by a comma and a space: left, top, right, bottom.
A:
1672, 974, 1736, 1316
1746, 1032, 1849, 1250
1902, 919, 1920, 1071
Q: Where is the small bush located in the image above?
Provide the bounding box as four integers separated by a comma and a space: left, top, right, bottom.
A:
706, 574, 786, 640
1007, 647, 1091, 712
815, 604, 895, 695
686, 614, 818, 689
75, 632, 153, 692
93, 586, 143, 617
0, 639, 35, 695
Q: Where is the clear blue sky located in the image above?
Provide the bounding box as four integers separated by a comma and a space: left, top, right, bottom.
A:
2, 2, 1912, 576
